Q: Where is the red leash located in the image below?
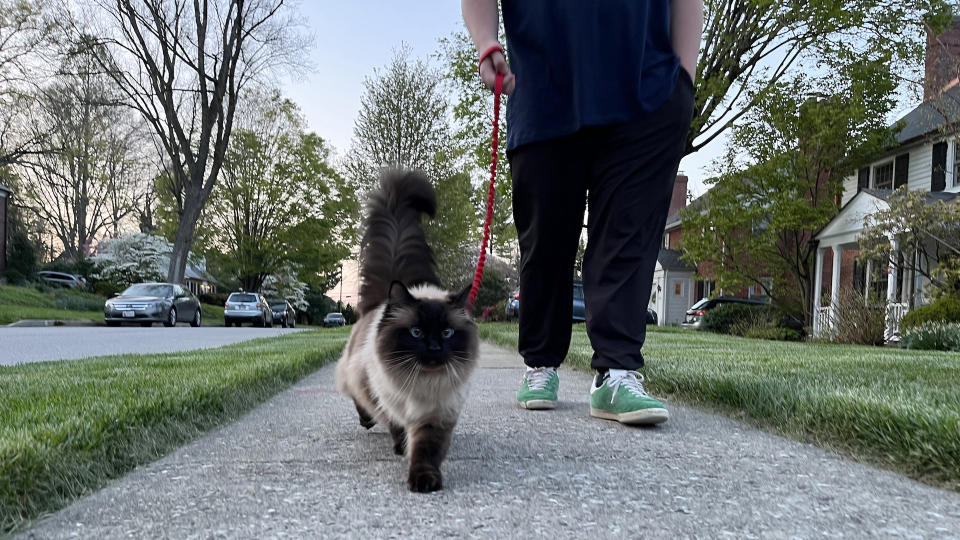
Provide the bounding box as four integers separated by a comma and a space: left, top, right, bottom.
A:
466, 53, 505, 310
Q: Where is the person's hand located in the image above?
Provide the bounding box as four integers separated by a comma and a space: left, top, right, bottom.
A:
479, 48, 515, 95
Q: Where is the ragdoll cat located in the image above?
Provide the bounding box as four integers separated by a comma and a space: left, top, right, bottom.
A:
335, 170, 479, 493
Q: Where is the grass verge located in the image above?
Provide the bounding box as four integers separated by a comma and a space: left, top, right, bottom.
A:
0, 328, 350, 535
479, 322, 960, 491
0, 285, 104, 325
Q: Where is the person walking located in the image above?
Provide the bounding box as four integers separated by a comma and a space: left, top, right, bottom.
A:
462, 0, 702, 424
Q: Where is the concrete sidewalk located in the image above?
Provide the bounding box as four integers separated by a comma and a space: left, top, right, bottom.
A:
21, 342, 960, 539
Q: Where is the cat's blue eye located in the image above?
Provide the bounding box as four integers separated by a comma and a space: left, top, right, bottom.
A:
442, 328, 454, 339
410, 327, 423, 338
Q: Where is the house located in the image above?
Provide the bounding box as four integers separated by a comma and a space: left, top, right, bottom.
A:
0, 183, 10, 279
812, 19, 960, 340
184, 259, 218, 296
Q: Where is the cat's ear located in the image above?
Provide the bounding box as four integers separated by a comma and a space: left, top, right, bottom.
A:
448, 284, 472, 310
388, 281, 416, 306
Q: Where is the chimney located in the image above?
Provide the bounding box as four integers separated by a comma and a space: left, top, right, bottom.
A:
667, 174, 688, 219
924, 16, 960, 101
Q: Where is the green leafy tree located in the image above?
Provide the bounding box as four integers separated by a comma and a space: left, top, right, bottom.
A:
438, 29, 516, 258
348, 47, 481, 288
681, 59, 899, 322
209, 90, 357, 293
859, 187, 960, 302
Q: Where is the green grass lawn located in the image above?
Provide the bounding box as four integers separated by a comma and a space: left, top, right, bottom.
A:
0, 284, 227, 326
0, 328, 350, 534
480, 322, 960, 491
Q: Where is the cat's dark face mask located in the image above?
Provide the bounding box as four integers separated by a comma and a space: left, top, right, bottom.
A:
382, 281, 474, 370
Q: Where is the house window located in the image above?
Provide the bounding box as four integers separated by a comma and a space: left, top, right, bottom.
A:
872, 161, 893, 189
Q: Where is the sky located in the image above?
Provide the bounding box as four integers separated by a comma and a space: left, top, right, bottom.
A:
281, 1, 723, 198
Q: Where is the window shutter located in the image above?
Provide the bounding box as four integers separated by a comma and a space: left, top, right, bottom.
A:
857, 167, 869, 191
894, 153, 909, 190
932, 142, 947, 192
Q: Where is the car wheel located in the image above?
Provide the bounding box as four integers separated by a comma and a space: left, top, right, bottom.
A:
224, 319, 232, 327
164, 307, 177, 327
191, 309, 202, 327
255, 316, 264, 328
282, 317, 289, 329
267, 316, 274, 328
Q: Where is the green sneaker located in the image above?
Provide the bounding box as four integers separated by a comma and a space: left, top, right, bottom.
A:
517, 367, 559, 409
590, 369, 669, 425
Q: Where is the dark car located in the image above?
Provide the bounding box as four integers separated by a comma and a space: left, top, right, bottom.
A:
104, 283, 202, 327
680, 296, 769, 329
323, 312, 345, 327
270, 300, 297, 328
504, 282, 587, 322
646, 307, 658, 325
38, 270, 86, 290
224, 292, 273, 327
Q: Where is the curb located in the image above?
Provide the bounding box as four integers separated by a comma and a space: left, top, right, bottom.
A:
5, 319, 104, 328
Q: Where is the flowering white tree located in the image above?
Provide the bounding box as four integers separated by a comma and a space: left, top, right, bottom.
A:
262, 265, 308, 310
90, 233, 172, 286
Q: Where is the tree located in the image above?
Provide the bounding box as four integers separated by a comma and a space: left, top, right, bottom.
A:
348, 48, 481, 288
438, 29, 517, 258
859, 187, 960, 302
681, 59, 899, 321
690, 0, 951, 155
0, 0, 64, 167
19, 50, 141, 263
83, 0, 307, 283
90, 232, 173, 286
209, 90, 356, 293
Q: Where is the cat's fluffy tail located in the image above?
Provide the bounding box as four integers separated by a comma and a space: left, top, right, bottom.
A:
357, 170, 441, 315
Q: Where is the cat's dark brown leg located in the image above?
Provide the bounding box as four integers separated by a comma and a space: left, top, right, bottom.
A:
406, 422, 453, 493
388, 422, 407, 456
354, 401, 376, 429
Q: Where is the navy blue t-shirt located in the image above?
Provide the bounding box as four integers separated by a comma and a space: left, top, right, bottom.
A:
502, 0, 681, 151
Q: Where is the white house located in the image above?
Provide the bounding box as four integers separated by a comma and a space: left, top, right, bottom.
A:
649, 248, 696, 326
813, 85, 960, 340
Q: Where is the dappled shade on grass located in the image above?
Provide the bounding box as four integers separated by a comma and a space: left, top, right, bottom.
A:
479, 323, 960, 491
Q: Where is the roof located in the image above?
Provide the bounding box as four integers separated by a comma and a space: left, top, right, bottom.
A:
184, 262, 217, 284
0, 183, 10, 196
664, 192, 707, 232
894, 85, 960, 144
657, 248, 695, 272
860, 188, 959, 204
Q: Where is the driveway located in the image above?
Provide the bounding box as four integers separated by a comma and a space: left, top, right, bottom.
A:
0, 327, 306, 366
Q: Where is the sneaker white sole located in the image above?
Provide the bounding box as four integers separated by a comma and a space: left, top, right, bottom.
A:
590, 407, 669, 425
519, 399, 557, 410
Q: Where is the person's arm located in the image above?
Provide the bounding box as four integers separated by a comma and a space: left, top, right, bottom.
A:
671, 0, 704, 82
461, 0, 516, 94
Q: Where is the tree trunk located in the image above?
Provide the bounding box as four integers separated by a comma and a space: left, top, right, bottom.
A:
168, 199, 203, 283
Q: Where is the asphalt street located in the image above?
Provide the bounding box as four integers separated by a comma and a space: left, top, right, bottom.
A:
19, 342, 960, 539
0, 327, 305, 366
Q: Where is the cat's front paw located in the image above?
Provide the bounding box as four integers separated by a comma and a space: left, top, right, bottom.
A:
407, 466, 443, 493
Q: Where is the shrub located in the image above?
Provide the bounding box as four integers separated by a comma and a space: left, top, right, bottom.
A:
829, 290, 887, 346
901, 297, 960, 331
900, 322, 960, 351
701, 303, 762, 334
4, 232, 37, 284
741, 326, 803, 342
480, 299, 510, 322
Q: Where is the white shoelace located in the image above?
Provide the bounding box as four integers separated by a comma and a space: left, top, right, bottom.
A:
524, 367, 556, 390
605, 370, 649, 403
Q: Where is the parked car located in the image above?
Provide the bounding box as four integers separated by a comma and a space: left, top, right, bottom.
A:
646, 307, 658, 325
104, 283, 202, 327
679, 297, 769, 329
38, 270, 86, 290
270, 299, 297, 328
503, 281, 587, 322
323, 312, 346, 327
224, 292, 273, 327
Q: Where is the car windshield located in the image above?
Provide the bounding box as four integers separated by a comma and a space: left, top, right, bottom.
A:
229, 294, 257, 303
326, 313, 343, 319
122, 284, 173, 297
271, 303, 287, 310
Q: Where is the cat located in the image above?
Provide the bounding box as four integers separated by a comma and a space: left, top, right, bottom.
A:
335, 170, 479, 493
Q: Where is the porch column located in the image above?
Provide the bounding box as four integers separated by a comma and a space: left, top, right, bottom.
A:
886, 239, 899, 304
813, 248, 825, 330
865, 259, 873, 305
830, 245, 843, 310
